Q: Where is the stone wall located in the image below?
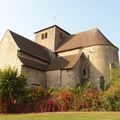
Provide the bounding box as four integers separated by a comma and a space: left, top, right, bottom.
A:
47, 69, 76, 88
0, 31, 22, 72
46, 58, 83, 88
35, 26, 70, 52
22, 66, 46, 88
60, 69, 75, 87
74, 54, 90, 85
55, 27, 70, 50
35, 27, 56, 51
56, 45, 119, 89
46, 70, 61, 88
82, 45, 119, 88
58, 49, 81, 56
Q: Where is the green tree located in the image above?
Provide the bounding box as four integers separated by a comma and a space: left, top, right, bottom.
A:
109, 66, 120, 85
0, 67, 27, 113
101, 66, 120, 111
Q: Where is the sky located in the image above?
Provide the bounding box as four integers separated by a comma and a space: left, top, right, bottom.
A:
0, 0, 120, 57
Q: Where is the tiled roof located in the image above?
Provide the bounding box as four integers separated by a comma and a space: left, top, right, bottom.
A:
9, 30, 50, 62
47, 54, 81, 71
34, 25, 71, 35
56, 28, 116, 52
19, 56, 47, 71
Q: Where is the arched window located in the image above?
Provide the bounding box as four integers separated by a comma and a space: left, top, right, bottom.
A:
100, 76, 105, 91
41, 33, 44, 39
45, 32, 47, 39
83, 68, 87, 76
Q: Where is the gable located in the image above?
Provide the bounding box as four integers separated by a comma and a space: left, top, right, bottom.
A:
0, 30, 22, 70
0, 30, 19, 50
9, 30, 51, 62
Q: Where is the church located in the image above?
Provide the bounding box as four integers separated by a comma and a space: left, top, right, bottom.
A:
0, 25, 119, 90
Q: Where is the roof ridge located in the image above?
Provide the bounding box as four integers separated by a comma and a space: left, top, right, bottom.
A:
55, 28, 117, 52
75, 28, 100, 35
9, 29, 32, 40
9, 29, 51, 51
34, 25, 71, 35
8, 29, 51, 62
9, 30, 44, 47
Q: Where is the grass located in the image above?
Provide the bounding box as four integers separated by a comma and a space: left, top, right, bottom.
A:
0, 112, 120, 120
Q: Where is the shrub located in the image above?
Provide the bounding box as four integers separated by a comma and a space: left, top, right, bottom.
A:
101, 81, 120, 111
101, 66, 120, 111
0, 67, 27, 113
26, 86, 50, 101
109, 66, 120, 85
79, 88, 101, 111
57, 90, 74, 111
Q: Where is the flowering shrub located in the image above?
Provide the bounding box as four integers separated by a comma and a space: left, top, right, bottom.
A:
78, 89, 101, 111
26, 86, 50, 101
0, 66, 120, 113
101, 66, 120, 111
57, 90, 74, 111
101, 81, 120, 111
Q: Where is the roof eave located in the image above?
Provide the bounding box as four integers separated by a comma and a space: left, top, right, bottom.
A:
55, 44, 119, 53
18, 50, 50, 63
47, 67, 72, 71
22, 65, 46, 71
34, 25, 71, 35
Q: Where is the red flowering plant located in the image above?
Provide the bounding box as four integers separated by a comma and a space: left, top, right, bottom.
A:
57, 89, 74, 111
78, 88, 101, 111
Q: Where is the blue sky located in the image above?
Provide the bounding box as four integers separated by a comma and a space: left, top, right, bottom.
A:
0, 0, 120, 56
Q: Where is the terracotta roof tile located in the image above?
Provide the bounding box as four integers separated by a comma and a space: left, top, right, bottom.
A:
19, 56, 47, 71
34, 25, 71, 35
56, 28, 116, 52
47, 54, 81, 71
9, 30, 50, 62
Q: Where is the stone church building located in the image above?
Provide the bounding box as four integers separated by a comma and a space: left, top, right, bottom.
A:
0, 25, 119, 90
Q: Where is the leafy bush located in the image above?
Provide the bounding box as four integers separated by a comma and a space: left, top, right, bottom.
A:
57, 90, 74, 111
78, 88, 101, 111
109, 66, 120, 85
26, 86, 51, 101
101, 66, 120, 111
1, 66, 120, 113
0, 67, 27, 113
101, 81, 120, 111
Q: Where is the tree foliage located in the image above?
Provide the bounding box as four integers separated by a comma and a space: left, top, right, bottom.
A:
0, 67, 27, 113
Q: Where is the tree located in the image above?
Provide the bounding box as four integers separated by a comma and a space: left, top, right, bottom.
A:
0, 67, 27, 113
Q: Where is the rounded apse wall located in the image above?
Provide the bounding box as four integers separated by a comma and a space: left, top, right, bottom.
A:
82, 45, 119, 89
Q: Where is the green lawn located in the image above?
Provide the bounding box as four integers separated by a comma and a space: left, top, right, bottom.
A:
0, 112, 120, 120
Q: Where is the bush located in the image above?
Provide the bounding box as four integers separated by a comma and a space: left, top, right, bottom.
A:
57, 90, 74, 111
1, 66, 120, 113
0, 67, 27, 113
101, 66, 120, 111
26, 86, 51, 101
78, 88, 101, 111
101, 81, 120, 111
109, 66, 120, 85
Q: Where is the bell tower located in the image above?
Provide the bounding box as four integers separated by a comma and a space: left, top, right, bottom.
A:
34, 25, 71, 52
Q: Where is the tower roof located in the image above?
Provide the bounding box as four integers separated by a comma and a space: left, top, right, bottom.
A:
34, 25, 71, 35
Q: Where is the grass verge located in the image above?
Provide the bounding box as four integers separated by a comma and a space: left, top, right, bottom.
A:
0, 112, 120, 120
